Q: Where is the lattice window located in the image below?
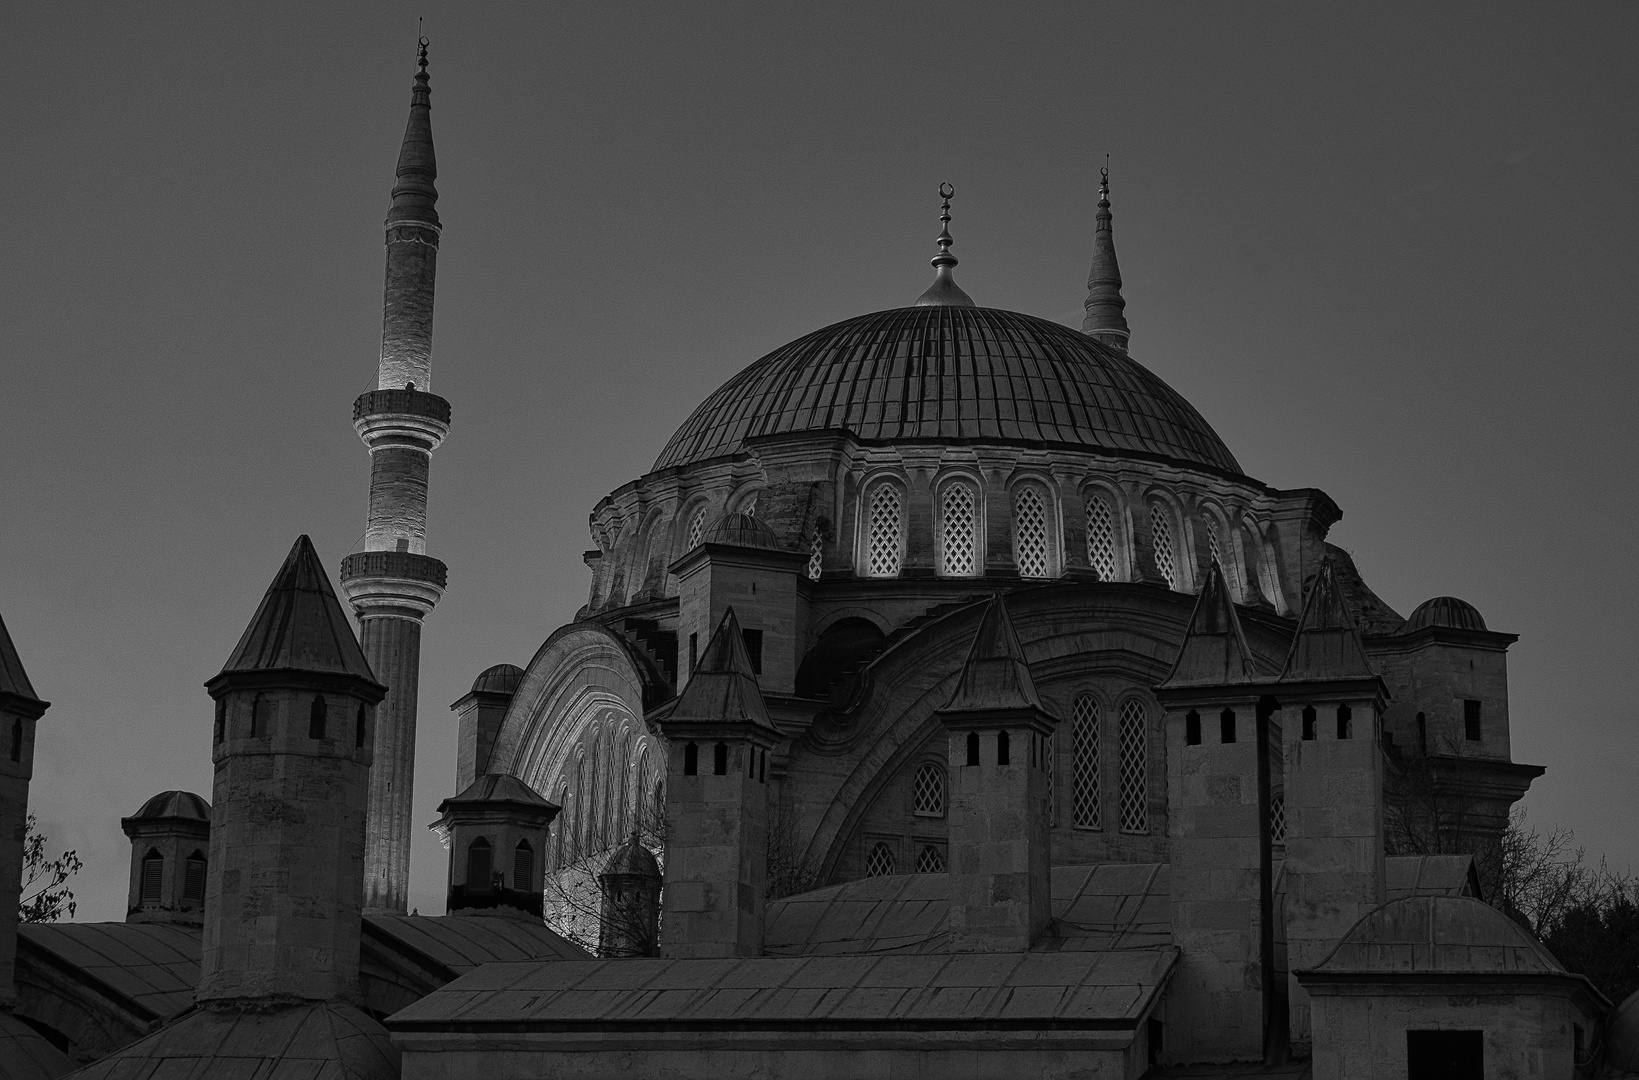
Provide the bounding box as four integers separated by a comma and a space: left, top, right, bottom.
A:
1087, 494, 1117, 581
1270, 791, 1286, 844
915, 844, 946, 873
940, 481, 978, 576
1044, 730, 1055, 824
866, 484, 902, 577
1150, 505, 1177, 589
1072, 695, 1101, 828
685, 510, 706, 551
139, 852, 163, 904
1205, 516, 1221, 570
1015, 486, 1050, 578
1118, 699, 1149, 834
807, 531, 824, 581
866, 841, 896, 877
912, 762, 945, 816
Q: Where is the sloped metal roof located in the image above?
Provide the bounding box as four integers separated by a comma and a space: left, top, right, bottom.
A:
18, 921, 201, 1025
217, 535, 378, 684
363, 914, 588, 976
653, 306, 1241, 474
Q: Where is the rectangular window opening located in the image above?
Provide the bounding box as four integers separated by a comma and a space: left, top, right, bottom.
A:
1406, 1029, 1483, 1080
1219, 709, 1237, 744
741, 629, 763, 675
1464, 699, 1482, 741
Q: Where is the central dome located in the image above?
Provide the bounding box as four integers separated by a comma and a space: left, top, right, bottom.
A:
653, 306, 1241, 474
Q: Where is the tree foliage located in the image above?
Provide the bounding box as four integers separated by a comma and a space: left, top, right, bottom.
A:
20, 813, 81, 923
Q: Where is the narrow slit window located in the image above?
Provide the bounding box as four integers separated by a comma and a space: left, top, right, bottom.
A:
1220, 709, 1237, 744
1416, 712, 1427, 753
683, 742, 698, 776
997, 729, 1010, 765
1302, 706, 1317, 741
250, 693, 268, 738
1463, 700, 1482, 742
713, 741, 728, 776
1336, 704, 1352, 740
309, 695, 327, 739
356, 704, 367, 748
1118, 699, 1149, 834
213, 699, 225, 745
741, 629, 763, 675
965, 731, 979, 766
9, 718, 21, 762
1185, 710, 1201, 746
1072, 695, 1101, 829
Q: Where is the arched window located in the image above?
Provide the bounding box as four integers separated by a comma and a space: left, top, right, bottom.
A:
1186, 710, 1202, 746
513, 840, 534, 891
807, 531, 824, 581
1072, 695, 1101, 829
915, 844, 946, 873
1336, 705, 1352, 740
1086, 494, 1118, 581
685, 508, 708, 551
865, 842, 896, 877
355, 704, 367, 748
1203, 515, 1222, 570
1014, 486, 1051, 578
938, 480, 979, 577
865, 482, 902, 578
912, 763, 945, 816
250, 693, 268, 738
309, 695, 327, 739
9, 718, 21, 762
1270, 792, 1287, 844
466, 837, 492, 887
183, 851, 206, 904
140, 850, 163, 904
1149, 504, 1177, 589
1302, 706, 1317, 741
1118, 699, 1149, 834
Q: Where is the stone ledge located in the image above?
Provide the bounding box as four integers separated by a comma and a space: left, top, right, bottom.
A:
340, 551, 448, 588
353, 389, 451, 425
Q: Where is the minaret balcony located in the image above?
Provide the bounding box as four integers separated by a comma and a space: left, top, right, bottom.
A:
353, 389, 451, 453
340, 551, 447, 618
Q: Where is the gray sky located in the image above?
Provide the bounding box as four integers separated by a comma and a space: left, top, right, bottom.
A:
5, 3, 1635, 921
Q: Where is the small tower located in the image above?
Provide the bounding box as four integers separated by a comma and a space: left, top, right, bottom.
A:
598, 834, 663, 958
200, 535, 387, 1005
1155, 562, 1280, 1063
120, 791, 211, 926
659, 608, 780, 959
432, 773, 559, 920
339, 39, 451, 916
1081, 166, 1130, 352
934, 594, 1056, 953
449, 664, 524, 792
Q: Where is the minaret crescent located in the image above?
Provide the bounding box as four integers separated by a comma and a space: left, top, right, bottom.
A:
339, 38, 451, 915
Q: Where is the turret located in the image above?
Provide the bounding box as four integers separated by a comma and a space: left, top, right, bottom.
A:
450, 664, 524, 792
659, 608, 780, 958
432, 773, 559, 920
934, 595, 1056, 952
200, 535, 387, 1004
339, 39, 451, 915
1081, 166, 1130, 352
120, 790, 211, 926
598, 834, 663, 958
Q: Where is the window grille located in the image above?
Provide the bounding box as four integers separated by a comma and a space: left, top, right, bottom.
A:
1205, 516, 1221, 569
940, 482, 978, 576
1270, 792, 1286, 844
1015, 487, 1050, 578
685, 510, 707, 551
1072, 695, 1101, 829
514, 841, 534, 891
866, 484, 902, 577
1150, 505, 1176, 589
912, 762, 945, 816
1087, 495, 1117, 581
1118, 699, 1149, 834
1044, 730, 1055, 823
140, 852, 163, 904
807, 531, 824, 581
915, 844, 946, 873
865, 842, 896, 877
183, 854, 206, 904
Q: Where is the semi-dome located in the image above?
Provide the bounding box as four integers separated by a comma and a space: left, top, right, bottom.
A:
704, 512, 784, 551
1405, 596, 1487, 633
128, 790, 211, 822
471, 663, 525, 695
653, 306, 1241, 475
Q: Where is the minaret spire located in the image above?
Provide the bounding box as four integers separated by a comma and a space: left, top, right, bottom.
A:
914, 182, 976, 307
339, 39, 452, 915
1081, 165, 1130, 352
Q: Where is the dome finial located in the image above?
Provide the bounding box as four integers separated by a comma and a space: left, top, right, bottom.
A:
1082, 159, 1130, 352
914, 182, 976, 307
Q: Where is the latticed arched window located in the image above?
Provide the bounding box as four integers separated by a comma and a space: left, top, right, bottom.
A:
915, 844, 946, 873
865, 483, 902, 578
513, 840, 534, 891
139, 850, 163, 905
685, 509, 707, 551
466, 837, 492, 887
1270, 792, 1286, 844
1204, 515, 1222, 570
807, 531, 824, 581
939, 481, 979, 577
1014, 486, 1051, 578
1149, 504, 1177, 589
1118, 699, 1149, 834
183, 851, 206, 904
1086, 494, 1118, 581
912, 762, 945, 816
865, 841, 896, 877
1072, 695, 1101, 829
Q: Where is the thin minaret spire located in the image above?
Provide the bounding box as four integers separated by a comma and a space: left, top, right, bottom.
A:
1081, 164, 1131, 352
340, 38, 451, 915
914, 182, 976, 307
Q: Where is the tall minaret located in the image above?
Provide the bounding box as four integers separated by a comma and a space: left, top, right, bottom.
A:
1081, 166, 1130, 352
340, 39, 450, 915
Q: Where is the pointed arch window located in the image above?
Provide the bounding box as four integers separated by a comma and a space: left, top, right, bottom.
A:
865, 482, 902, 578
183, 851, 207, 904
1270, 792, 1287, 844
140, 850, 163, 905
1086, 494, 1118, 581
938, 480, 978, 577
912, 762, 945, 816
1149, 504, 1177, 589
915, 844, 946, 873
466, 837, 493, 887
513, 840, 534, 891
865, 842, 896, 877
1072, 695, 1101, 829
1118, 699, 1149, 834
685, 508, 708, 551
1014, 486, 1051, 578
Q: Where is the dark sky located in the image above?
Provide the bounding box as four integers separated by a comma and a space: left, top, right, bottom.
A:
6, 3, 1635, 920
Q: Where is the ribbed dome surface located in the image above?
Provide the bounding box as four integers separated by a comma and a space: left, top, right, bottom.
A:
129, 791, 211, 822
1405, 596, 1487, 633
654, 306, 1241, 474
471, 663, 525, 695
705, 512, 784, 551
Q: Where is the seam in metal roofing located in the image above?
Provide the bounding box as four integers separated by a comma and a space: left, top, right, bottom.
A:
653, 306, 1241, 474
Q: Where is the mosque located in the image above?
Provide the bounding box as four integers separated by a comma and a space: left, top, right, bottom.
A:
0, 43, 1635, 1080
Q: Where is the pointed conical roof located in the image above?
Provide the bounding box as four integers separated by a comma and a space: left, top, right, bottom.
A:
1081, 168, 1130, 352
388, 42, 439, 229
1280, 558, 1376, 682
668, 608, 778, 732
217, 536, 380, 685
1160, 561, 1269, 688
0, 609, 45, 708
942, 594, 1042, 712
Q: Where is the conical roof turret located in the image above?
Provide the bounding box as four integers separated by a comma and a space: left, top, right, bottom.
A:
218, 536, 381, 685
669, 608, 778, 733
1280, 558, 1377, 682
0, 611, 45, 711
1081, 167, 1130, 352
1160, 561, 1269, 688
388, 39, 439, 229
942, 594, 1042, 712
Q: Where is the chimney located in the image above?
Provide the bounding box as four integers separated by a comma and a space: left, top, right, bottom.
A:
432, 773, 559, 921
120, 791, 212, 926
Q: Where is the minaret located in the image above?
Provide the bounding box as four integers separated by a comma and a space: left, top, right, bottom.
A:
1081, 166, 1130, 352
340, 39, 451, 914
